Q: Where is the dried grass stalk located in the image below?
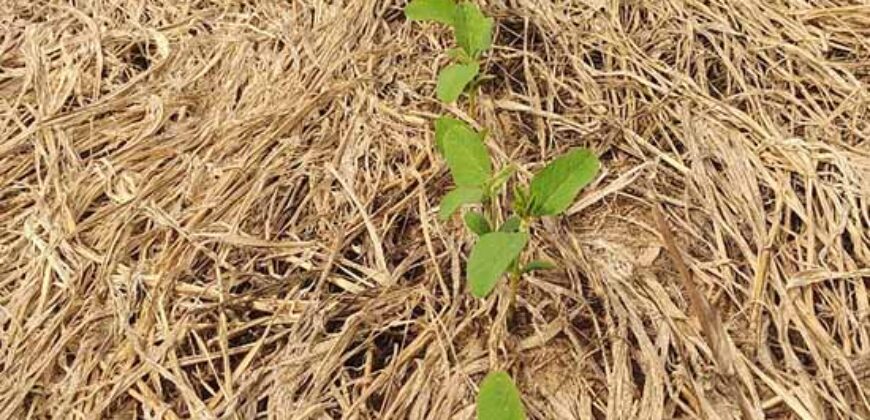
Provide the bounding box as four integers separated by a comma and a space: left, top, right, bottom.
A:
1, 0, 868, 418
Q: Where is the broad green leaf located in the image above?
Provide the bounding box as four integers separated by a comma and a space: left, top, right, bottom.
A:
529, 148, 600, 216
442, 123, 492, 187
437, 62, 479, 103
464, 211, 491, 235
454, 2, 493, 58
522, 260, 557, 273
439, 186, 484, 220
478, 371, 526, 420
468, 232, 528, 298
434, 116, 467, 153
498, 216, 522, 233
405, 0, 457, 25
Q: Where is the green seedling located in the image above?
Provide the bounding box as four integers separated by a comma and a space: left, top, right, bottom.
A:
466, 148, 599, 299
432, 120, 597, 420
406, 0, 493, 102
406, 2, 600, 418
435, 118, 600, 298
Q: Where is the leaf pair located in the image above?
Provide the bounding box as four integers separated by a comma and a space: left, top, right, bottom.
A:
406, 0, 493, 102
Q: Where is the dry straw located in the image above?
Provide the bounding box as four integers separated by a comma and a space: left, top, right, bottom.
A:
1, 0, 868, 419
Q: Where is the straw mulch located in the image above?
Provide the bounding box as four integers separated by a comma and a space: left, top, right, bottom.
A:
1, 1, 868, 419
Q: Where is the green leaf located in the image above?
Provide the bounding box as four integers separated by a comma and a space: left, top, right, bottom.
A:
468, 232, 528, 298
498, 216, 522, 233
405, 0, 457, 25
442, 122, 492, 187
437, 62, 479, 103
463, 211, 491, 235
478, 371, 526, 420
529, 148, 600, 216
522, 260, 557, 274
434, 116, 466, 153
439, 186, 484, 220
454, 2, 493, 58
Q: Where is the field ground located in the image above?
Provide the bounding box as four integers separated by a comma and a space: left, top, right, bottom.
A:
1, 1, 869, 419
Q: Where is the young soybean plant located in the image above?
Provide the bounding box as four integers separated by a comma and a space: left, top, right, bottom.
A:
435, 119, 600, 302
437, 125, 599, 420
407, 2, 600, 419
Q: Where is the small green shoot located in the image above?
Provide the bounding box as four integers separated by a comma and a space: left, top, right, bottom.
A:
460, 148, 598, 298
478, 371, 526, 420
511, 185, 533, 218
411, 3, 601, 301
447, 47, 470, 61
486, 164, 516, 196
